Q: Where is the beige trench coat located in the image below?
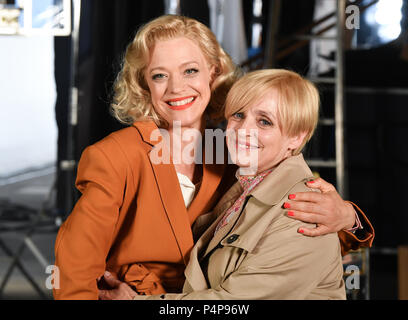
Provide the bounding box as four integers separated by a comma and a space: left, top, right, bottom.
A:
134, 154, 346, 300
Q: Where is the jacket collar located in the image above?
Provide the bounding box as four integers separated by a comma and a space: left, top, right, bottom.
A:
132, 120, 162, 147
131, 121, 193, 265
131, 120, 227, 265
231, 154, 315, 253
250, 154, 313, 205
200, 154, 314, 258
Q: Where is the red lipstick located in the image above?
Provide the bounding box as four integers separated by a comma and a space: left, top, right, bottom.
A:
166, 96, 196, 111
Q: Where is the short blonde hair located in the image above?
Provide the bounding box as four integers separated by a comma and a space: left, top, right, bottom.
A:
111, 15, 240, 127
225, 69, 320, 155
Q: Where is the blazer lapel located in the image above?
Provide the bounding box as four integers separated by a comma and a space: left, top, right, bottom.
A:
187, 133, 231, 224
132, 121, 194, 265
187, 161, 225, 225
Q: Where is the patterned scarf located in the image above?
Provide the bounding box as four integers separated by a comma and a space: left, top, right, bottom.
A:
214, 168, 273, 235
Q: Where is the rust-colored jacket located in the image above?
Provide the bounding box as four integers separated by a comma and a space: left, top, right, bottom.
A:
54, 121, 374, 300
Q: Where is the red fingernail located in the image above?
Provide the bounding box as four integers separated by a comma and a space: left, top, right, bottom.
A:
289, 194, 296, 200
298, 229, 304, 234
308, 180, 315, 184
287, 211, 294, 217
284, 202, 291, 209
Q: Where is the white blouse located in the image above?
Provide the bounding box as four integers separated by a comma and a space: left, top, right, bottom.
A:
176, 172, 197, 208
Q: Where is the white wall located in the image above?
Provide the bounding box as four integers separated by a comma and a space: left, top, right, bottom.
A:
0, 35, 57, 178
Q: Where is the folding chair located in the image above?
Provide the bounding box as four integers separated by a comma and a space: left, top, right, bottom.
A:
0, 200, 57, 299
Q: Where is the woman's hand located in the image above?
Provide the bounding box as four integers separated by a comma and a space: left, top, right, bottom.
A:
98, 271, 137, 300
284, 177, 356, 236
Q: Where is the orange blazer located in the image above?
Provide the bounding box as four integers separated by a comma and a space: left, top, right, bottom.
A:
54, 121, 374, 300
54, 121, 235, 299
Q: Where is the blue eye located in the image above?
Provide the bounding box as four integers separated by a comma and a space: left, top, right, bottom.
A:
232, 112, 244, 119
152, 73, 166, 80
259, 119, 272, 126
185, 68, 199, 75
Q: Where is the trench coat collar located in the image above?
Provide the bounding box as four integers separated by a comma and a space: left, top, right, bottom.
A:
228, 154, 315, 253
201, 154, 314, 258
250, 154, 314, 205
132, 120, 226, 265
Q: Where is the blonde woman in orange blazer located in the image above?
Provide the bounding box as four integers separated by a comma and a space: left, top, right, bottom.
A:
54, 16, 374, 300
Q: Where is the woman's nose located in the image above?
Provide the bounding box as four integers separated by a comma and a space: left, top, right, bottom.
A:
168, 74, 185, 93
235, 117, 258, 141
236, 117, 253, 132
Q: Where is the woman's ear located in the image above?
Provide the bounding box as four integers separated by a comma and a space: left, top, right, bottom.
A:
288, 132, 308, 152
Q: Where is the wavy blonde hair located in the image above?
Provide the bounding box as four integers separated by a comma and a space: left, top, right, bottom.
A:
225, 69, 320, 155
111, 15, 240, 127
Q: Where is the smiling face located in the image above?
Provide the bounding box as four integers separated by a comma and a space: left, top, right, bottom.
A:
226, 89, 305, 174
144, 37, 214, 130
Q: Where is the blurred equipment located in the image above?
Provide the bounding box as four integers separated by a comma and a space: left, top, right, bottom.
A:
0, 198, 55, 299
0, 0, 77, 299
0, 4, 21, 34
0, 0, 71, 36
208, 0, 248, 64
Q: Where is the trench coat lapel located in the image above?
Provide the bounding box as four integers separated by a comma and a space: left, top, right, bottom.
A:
184, 155, 321, 292
184, 181, 243, 290
200, 202, 243, 259
200, 154, 314, 259
183, 227, 215, 290
182, 192, 242, 290
133, 121, 194, 265
191, 180, 243, 260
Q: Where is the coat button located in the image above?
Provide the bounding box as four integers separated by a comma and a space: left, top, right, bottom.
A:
226, 234, 239, 244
